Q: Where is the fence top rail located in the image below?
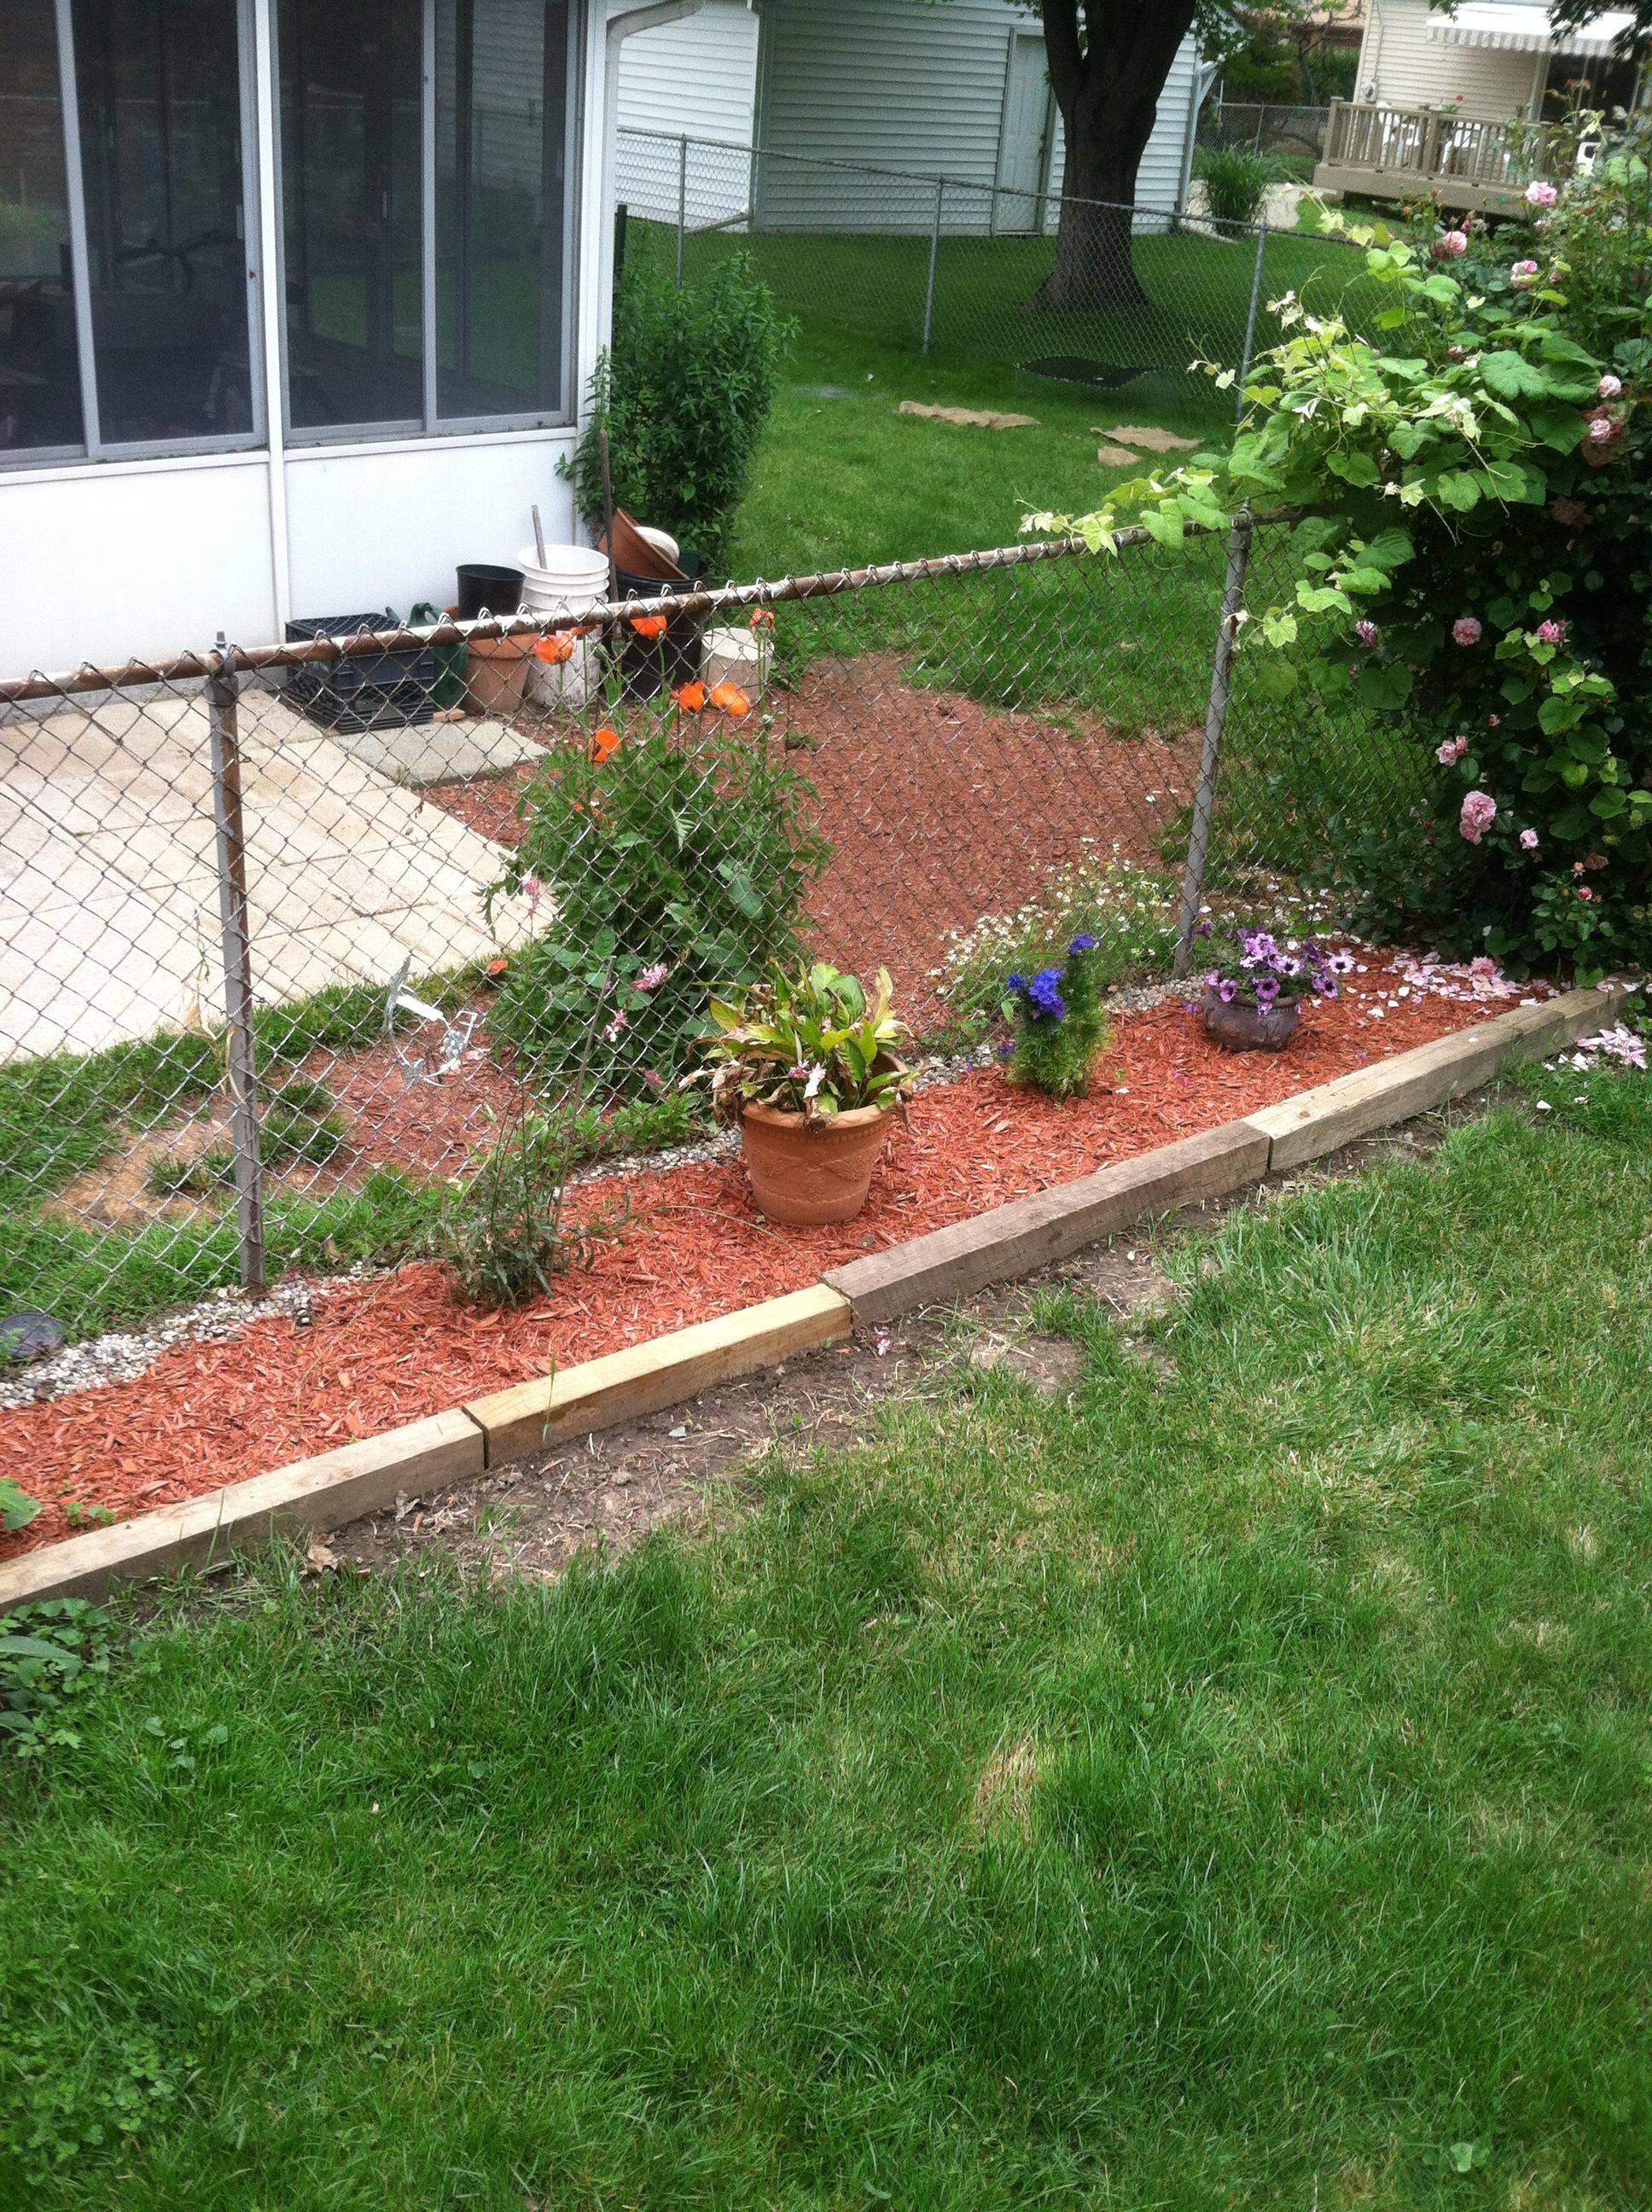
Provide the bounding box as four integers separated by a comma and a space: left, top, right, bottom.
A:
619, 123, 1224, 224
0, 515, 1291, 706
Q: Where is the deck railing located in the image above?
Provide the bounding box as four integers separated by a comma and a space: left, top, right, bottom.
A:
1318, 98, 1545, 207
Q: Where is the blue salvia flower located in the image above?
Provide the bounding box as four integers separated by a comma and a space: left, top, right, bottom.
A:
1027, 967, 1067, 1022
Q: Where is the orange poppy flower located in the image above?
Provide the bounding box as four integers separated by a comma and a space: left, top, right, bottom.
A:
630, 613, 668, 640
707, 680, 752, 719
588, 725, 622, 764
748, 607, 775, 632
672, 680, 707, 713
485, 956, 509, 979
534, 631, 577, 666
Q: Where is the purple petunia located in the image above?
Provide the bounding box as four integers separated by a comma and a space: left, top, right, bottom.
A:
1217, 977, 1239, 1004
1254, 975, 1282, 1006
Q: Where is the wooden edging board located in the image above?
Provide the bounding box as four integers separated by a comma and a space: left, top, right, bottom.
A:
0, 981, 1628, 1610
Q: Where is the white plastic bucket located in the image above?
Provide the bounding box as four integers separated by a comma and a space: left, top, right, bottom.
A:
517, 543, 611, 709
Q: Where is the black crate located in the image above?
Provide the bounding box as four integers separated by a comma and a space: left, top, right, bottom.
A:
282, 611, 439, 731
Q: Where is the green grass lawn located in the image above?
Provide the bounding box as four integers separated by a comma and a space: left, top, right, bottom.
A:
6, 1050, 1652, 2208
631, 217, 1379, 572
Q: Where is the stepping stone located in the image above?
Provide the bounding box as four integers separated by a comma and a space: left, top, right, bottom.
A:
1096, 442, 1143, 469
1107, 424, 1199, 453
898, 401, 1038, 431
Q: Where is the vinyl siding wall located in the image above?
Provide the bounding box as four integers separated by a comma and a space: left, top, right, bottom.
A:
615, 0, 759, 224
749, 0, 1202, 234
1355, 0, 1545, 118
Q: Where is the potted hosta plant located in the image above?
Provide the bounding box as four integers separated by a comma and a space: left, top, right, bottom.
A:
1202, 925, 1351, 1051
697, 963, 911, 1225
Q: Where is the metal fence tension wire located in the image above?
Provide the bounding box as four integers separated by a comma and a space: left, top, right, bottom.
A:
1175, 511, 1255, 979
922, 177, 944, 353
206, 635, 267, 1295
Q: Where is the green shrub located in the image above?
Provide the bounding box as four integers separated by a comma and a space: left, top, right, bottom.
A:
487, 700, 828, 1098
1038, 143, 1652, 979
564, 252, 793, 575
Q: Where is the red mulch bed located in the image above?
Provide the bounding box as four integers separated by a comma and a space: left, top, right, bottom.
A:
2, 969, 1515, 1563
428, 659, 1197, 1027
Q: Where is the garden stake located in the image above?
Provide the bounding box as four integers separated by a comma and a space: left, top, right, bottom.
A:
206, 635, 267, 1295
1175, 513, 1254, 979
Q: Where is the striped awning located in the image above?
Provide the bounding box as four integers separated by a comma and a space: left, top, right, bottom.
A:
1427, 4, 1637, 55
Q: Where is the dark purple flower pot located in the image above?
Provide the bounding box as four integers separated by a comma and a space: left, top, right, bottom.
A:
1203, 987, 1303, 1053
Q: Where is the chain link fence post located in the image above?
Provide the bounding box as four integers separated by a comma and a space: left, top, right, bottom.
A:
922, 176, 944, 353
675, 133, 689, 287
1175, 512, 1255, 978
206, 637, 267, 1294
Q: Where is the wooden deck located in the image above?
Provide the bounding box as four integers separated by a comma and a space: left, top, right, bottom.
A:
1313, 97, 1539, 213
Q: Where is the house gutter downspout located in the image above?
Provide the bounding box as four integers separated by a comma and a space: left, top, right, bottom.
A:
1178, 56, 1223, 218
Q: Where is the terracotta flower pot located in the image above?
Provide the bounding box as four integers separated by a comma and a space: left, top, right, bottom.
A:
463, 634, 533, 719
740, 1100, 895, 1225
1203, 987, 1302, 1053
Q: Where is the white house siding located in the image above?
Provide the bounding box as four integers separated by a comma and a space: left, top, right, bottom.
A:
614, 0, 759, 224
1354, 0, 1545, 119
750, 0, 1201, 234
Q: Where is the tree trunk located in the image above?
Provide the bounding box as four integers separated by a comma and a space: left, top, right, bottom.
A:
1034, 0, 1198, 316
1038, 140, 1154, 315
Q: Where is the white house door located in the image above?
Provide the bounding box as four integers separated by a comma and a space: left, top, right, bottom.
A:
996, 32, 1052, 234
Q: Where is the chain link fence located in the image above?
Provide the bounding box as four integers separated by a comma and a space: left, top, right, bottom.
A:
613, 129, 1380, 415
0, 517, 1428, 1345
1197, 98, 1335, 161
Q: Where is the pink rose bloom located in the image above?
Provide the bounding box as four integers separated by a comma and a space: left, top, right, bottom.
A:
1453, 615, 1483, 646
1355, 619, 1380, 649
1459, 789, 1498, 845
1511, 259, 1539, 286
1599, 374, 1623, 399
1525, 179, 1558, 207
1434, 229, 1469, 259
1579, 886, 1594, 902
1436, 735, 1469, 765
1536, 619, 1566, 644
1520, 828, 1539, 852
1587, 415, 1615, 444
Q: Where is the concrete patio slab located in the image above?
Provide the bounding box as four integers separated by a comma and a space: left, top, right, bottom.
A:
0, 690, 525, 1062
325, 715, 546, 788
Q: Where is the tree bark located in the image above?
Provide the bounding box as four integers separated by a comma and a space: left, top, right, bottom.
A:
1036, 0, 1200, 315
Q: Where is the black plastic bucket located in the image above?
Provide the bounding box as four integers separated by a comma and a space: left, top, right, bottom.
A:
457, 563, 524, 620
616, 550, 706, 693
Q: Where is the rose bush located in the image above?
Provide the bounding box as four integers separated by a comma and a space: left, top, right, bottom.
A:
1028, 134, 1652, 977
